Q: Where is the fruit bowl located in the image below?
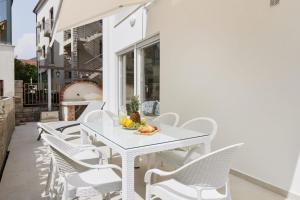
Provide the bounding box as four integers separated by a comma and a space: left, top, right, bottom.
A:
119, 116, 146, 130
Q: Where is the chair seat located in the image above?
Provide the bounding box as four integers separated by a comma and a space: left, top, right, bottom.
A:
158, 150, 202, 167
67, 168, 122, 197
151, 179, 226, 200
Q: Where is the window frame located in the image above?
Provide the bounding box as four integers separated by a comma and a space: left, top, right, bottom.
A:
117, 34, 160, 112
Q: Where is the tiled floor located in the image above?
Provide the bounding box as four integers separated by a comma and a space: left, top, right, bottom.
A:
0, 123, 290, 200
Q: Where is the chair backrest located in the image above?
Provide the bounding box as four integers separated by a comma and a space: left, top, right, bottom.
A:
153, 112, 180, 127
77, 101, 105, 123
181, 117, 218, 142
41, 134, 87, 174
83, 109, 116, 123
174, 143, 243, 188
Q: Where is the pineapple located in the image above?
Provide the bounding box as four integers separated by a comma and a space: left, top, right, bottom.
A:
128, 96, 141, 123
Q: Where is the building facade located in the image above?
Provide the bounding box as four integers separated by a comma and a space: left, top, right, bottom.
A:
33, 0, 65, 93
102, 5, 160, 117
0, 0, 14, 97
91, 1, 300, 198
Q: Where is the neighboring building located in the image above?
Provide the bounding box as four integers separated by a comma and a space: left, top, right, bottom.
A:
33, 0, 103, 110
0, 0, 14, 97
0, 0, 13, 44
33, 0, 65, 92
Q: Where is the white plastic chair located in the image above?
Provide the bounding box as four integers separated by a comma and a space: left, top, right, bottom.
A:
37, 101, 105, 141
40, 129, 108, 198
156, 117, 218, 168
152, 112, 180, 127
83, 109, 120, 162
146, 112, 180, 168
145, 143, 243, 200
42, 134, 122, 200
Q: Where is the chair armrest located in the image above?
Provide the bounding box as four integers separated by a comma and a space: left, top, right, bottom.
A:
79, 162, 122, 173
144, 168, 176, 184
76, 146, 109, 163
56, 123, 81, 132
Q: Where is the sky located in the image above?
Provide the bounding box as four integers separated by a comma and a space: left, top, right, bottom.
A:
12, 0, 39, 59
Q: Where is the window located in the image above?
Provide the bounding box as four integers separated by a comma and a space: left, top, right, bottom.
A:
42, 17, 45, 30
118, 35, 160, 116
50, 8, 54, 28
140, 43, 160, 103
42, 45, 46, 58
0, 80, 3, 96
0, 21, 8, 43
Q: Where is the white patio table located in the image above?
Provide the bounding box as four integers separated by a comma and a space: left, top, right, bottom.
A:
80, 116, 210, 200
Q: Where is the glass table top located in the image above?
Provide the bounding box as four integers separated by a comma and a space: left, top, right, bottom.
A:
82, 115, 208, 150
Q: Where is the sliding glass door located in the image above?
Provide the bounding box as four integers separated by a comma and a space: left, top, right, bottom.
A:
119, 35, 160, 116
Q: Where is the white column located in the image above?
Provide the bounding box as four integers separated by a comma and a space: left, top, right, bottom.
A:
47, 69, 52, 111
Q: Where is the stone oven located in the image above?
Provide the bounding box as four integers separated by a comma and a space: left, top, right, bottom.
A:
60, 80, 102, 121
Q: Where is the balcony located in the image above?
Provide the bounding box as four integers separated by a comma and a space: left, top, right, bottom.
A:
44, 19, 54, 38
0, 122, 288, 200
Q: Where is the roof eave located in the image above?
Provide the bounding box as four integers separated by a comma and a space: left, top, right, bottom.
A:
33, 0, 47, 14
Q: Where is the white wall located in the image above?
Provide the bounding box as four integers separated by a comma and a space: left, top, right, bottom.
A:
103, 6, 145, 113
0, 44, 15, 97
144, 0, 300, 196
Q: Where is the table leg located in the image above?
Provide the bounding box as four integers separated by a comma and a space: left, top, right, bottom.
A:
122, 153, 136, 200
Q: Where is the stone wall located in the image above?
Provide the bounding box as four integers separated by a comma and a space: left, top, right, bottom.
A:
0, 97, 15, 171
16, 106, 49, 124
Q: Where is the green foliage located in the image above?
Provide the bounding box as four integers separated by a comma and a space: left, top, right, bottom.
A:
15, 59, 38, 83
129, 96, 140, 113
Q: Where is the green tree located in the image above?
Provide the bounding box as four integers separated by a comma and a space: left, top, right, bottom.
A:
15, 59, 38, 83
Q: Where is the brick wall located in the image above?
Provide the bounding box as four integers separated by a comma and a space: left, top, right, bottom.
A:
0, 97, 15, 170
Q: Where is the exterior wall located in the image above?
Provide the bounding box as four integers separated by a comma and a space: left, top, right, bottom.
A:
0, 44, 15, 97
103, 6, 145, 113
0, 97, 15, 171
143, 0, 300, 197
